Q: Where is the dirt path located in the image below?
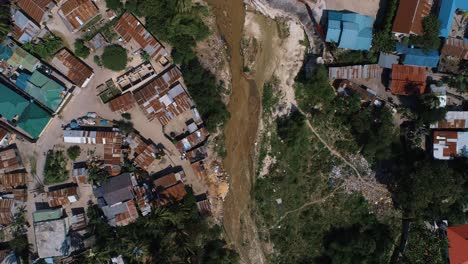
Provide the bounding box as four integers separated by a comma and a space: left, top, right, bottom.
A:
299, 109, 389, 194
271, 186, 342, 228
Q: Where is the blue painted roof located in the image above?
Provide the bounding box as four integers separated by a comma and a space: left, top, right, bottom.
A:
438, 0, 468, 37
396, 44, 440, 68
325, 11, 375, 50
326, 20, 342, 43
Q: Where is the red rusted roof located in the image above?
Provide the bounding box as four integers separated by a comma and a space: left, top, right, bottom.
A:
448, 225, 468, 264
51, 49, 94, 86
59, 0, 99, 30
191, 161, 207, 179
108, 92, 136, 113
113, 12, 167, 62
134, 144, 158, 170
0, 128, 7, 141
158, 182, 186, 206
115, 200, 139, 226
390, 64, 427, 95
0, 148, 21, 172
15, 0, 53, 25
176, 128, 209, 153
0, 171, 27, 188
154, 173, 178, 189
47, 185, 79, 207
13, 188, 27, 202
0, 199, 14, 226
133, 67, 193, 125
392, 0, 431, 35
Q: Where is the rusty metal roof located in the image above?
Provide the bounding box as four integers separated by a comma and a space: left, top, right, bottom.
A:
47, 184, 79, 207
328, 64, 383, 80
191, 161, 207, 180
176, 128, 209, 153
134, 144, 158, 170
392, 0, 431, 35
113, 12, 167, 62
0, 171, 27, 188
390, 64, 427, 95
115, 200, 138, 226
59, 0, 99, 30
108, 92, 136, 113
13, 188, 27, 202
0, 147, 22, 172
431, 112, 468, 129
158, 182, 186, 206
15, 0, 53, 25
133, 67, 194, 125
0, 199, 14, 226
51, 49, 94, 87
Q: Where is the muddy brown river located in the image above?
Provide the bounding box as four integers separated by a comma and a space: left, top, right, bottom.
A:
206, 0, 278, 263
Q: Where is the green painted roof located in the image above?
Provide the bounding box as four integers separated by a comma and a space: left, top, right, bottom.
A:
26, 71, 65, 111
33, 208, 63, 223
0, 83, 52, 138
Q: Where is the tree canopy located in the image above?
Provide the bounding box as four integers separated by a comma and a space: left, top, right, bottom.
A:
74, 39, 90, 59
101, 45, 128, 71
67, 145, 81, 161
409, 15, 441, 51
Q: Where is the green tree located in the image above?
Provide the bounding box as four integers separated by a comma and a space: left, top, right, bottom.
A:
295, 65, 335, 110
321, 223, 392, 264
395, 161, 464, 219
43, 149, 69, 184
0, 3, 11, 41
106, 0, 123, 10
87, 166, 110, 185
74, 39, 90, 58
101, 45, 127, 71
93, 55, 102, 66
181, 59, 229, 131
23, 34, 63, 59
67, 145, 81, 161
410, 15, 441, 51
121, 112, 131, 120
114, 119, 134, 135
401, 224, 447, 264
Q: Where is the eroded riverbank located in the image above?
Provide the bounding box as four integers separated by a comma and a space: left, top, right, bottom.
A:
205, 0, 280, 263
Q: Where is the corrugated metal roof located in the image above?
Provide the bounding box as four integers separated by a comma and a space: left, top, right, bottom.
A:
33, 208, 63, 223
51, 49, 93, 87
390, 64, 427, 95
328, 64, 383, 80
157, 182, 186, 206
0, 199, 14, 226
431, 111, 468, 129
392, 0, 431, 35
326, 11, 374, 50
438, 0, 468, 37
433, 131, 468, 160
15, 0, 53, 25
108, 92, 136, 113
59, 0, 99, 30
113, 12, 167, 62
175, 128, 209, 153
0, 147, 22, 173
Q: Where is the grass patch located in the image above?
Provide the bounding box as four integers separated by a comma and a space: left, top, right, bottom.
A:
43, 149, 69, 184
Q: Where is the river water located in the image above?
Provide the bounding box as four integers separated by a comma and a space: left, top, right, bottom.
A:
205, 0, 278, 262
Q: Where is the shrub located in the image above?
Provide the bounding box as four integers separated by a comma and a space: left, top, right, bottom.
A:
101, 45, 127, 71
23, 34, 63, 59
67, 145, 81, 160
44, 149, 69, 184
74, 39, 90, 58
121, 113, 131, 120
114, 119, 134, 135
93, 55, 102, 66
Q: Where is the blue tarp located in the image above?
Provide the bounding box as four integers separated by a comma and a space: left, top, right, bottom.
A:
438, 0, 468, 37
325, 11, 374, 51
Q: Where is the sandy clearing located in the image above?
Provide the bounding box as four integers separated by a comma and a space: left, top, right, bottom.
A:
325, 0, 382, 18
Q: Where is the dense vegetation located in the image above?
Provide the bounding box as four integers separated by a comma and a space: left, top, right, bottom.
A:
76, 190, 238, 263
74, 39, 90, 59
23, 34, 63, 59
181, 59, 229, 132
43, 149, 69, 184
409, 15, 442, 51
372, 0, 397, 53
66, 145, 81, 161
140, 0, 210, 64
0, 3, 11, 41
101, 45, 128, 71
